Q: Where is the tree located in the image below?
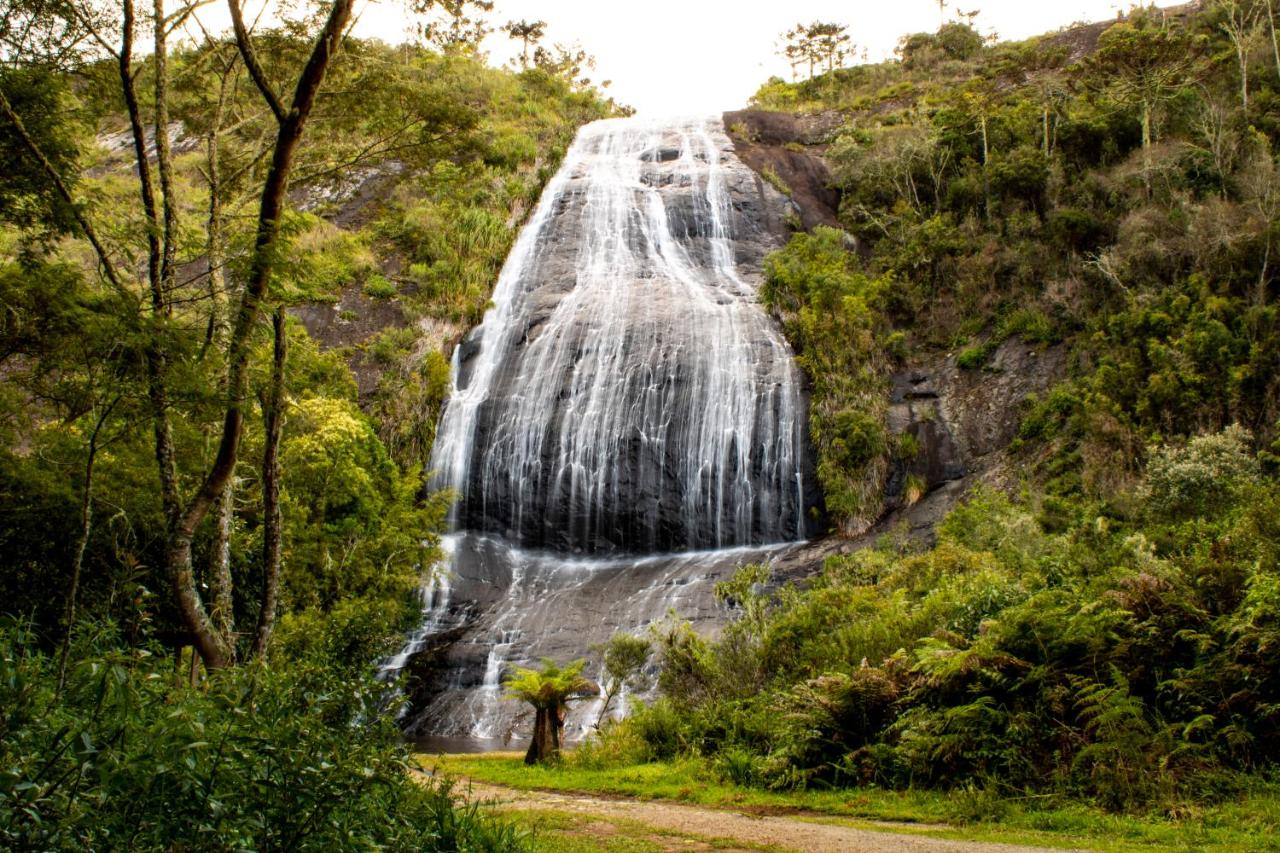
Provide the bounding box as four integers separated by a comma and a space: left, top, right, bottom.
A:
780, 21, 851, 80
0, 0, 358, 668
1266, 0, 1280, 82
997, 41, 1070, 156
505, 658, 593, 764
415, 0, 493, 54
808, 22, 852, 75
1086, 12, 1203, 193
593, 632, 651, 729
780, 24, 806, 80
503, 19, 545, 69
533, 42, 597, 90
1218, 0, 1265, 113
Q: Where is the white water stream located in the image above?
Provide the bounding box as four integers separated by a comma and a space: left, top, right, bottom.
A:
386, 116, 817, 742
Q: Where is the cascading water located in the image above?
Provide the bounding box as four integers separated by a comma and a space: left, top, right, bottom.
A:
390, 116, 821, 744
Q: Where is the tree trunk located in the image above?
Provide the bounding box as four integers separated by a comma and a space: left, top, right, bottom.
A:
1268, 0, 1280, 82
595, 684, 619, 730
525, 707, 551, 764
524, 701, 565, 764
207, 477, 236, 639
202, 58, 233, 353
1042, 103, 1050, 157
164, 0, 355, 670
1260, 232, 1272, 308
1141, 100, 1153, 198
56, 404, 112, 694
252, 307, 287, 659
979, 113, 991, 221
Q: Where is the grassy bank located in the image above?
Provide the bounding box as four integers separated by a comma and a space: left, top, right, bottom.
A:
424, 753, 1280, 852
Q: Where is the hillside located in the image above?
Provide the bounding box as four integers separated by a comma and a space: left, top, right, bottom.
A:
0, 8, 619, 844
3, 0, 1280, 847
579, 0, 1280, 820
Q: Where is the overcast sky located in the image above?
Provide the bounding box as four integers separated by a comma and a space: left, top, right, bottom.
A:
207, 1, 1180, 116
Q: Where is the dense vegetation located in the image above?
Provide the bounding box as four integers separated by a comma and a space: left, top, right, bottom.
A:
591, 1, 1280, 816
0, 0, 616, 845
5, 0, 1280, 843
752, 3, 1280, 529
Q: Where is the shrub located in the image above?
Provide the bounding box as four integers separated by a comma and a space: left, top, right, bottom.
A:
363, 273, 398, 299
1145, 425, 1260, 521
0, 622, 524, 851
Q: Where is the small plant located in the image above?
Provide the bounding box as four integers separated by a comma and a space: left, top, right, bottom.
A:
956, 341, 997, 370
896, 431, 921, 461
362, 274, 397, 299
760, 163, 792, 197
904, 473, 929, 505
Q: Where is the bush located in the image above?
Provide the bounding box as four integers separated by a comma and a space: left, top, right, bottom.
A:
1145, 425, 1260, 521
363, 273, 398, 299
0, 622, 524, 851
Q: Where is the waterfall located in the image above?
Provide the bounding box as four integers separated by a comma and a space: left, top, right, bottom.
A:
389, 116, 820, 743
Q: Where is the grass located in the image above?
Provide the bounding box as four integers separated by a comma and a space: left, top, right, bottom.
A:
421, 753, 1280, 852
511, 808, 780, 853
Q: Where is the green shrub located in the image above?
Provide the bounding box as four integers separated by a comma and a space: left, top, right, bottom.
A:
0, 622, 525, 851
1145, 425, 1259, 521
956, 341, 997, 369
363, 273, 398, 299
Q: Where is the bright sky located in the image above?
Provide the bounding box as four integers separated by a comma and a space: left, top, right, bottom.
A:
368, 0, 1169, 115
200, 1, 1182, 116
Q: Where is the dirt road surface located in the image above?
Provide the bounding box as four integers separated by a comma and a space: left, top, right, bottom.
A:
456, 778, 1088, 853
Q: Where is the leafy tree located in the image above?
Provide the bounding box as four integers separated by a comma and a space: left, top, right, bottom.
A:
593, 632, 651, 729
415, 0, 494, 54
0, 68, 81, 238
505, 658, 593, 764
780, 21, 852, 80
1085, 12, 1204, 190
503, 19, 546, 69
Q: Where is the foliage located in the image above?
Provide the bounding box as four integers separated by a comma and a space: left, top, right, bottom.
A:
593, 632, 652, 728
0, 7, 616, 844
0, 67, 83, 238
505, 658, 593, 710
750, 1, 1279, 536
614, 444, 1280, 809
0, 622, 525, 850
763, 227, 890, 529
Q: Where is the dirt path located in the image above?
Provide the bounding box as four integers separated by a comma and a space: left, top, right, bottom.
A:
453, 778, 1087, 853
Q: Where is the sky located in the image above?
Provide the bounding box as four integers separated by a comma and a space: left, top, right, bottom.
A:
202, 1, 1182, 116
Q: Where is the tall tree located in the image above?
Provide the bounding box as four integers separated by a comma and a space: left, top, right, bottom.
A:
1218, 0, 1264, 113
503, 18, 545, 69
1086, 12, 1203, 193
779, 21, 852, 80
416, 0, 493, 54
1266, 0, 1280, 81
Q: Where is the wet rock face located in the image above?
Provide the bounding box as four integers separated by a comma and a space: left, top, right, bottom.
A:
401, 533, 803, 742
432, 118, 823, 555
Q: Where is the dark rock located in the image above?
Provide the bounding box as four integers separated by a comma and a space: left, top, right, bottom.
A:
723, 109, 844, 231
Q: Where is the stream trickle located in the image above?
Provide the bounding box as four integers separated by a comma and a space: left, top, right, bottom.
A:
388, 116, 821, 743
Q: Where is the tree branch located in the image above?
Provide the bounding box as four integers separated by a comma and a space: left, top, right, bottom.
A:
227, 0, 286, 124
